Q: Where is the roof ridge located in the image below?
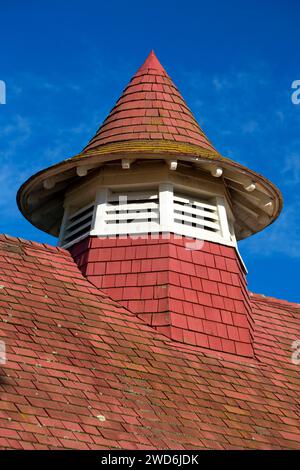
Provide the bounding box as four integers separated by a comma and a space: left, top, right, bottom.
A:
1, 234, 298, 309
0, 233, 268, 367
0, 233, 69, 256
1, 236, 300, 449
250, 292, 300, 308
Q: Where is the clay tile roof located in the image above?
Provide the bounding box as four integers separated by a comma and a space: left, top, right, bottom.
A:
1, 234, 300, 450
83, 51, 216, 153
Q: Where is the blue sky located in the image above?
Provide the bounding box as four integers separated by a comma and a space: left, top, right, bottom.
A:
0, 0, 300, 302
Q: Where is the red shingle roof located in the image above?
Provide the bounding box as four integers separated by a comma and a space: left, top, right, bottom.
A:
83, 51, 216, 153
0, 234, 300, 450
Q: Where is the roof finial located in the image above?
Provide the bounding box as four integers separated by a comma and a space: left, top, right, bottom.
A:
137, 50, 165, 73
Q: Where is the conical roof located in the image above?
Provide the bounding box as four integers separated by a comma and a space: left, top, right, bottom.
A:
83, 50, 216, 153
17, 51, 282, 240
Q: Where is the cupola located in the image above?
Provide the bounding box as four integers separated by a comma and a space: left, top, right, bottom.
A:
17, 51, 282, 358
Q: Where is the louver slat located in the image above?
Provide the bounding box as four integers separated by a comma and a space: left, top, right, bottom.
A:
173, 192, 221, 237
61, 202, 94, 247
103, 191, 160, 235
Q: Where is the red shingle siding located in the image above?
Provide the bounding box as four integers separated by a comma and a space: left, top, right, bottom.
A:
70, 235, 254, 357
1, 234, 300, 450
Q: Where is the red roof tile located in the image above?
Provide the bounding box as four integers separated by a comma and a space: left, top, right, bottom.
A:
0, 234, 300, 450
83, 51, 216, 153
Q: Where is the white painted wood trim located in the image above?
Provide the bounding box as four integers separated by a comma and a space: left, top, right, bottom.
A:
90, 188, 109, 235
173, 202, 219, 220
58, 205, 70, 247
105, 211, 159, 221
173, 194, 216, 211
235, 246, 248, 274
173, 212, 219, 230
60, 180, 238, 249
159, 183, 174, 232
216, 196, 231, 241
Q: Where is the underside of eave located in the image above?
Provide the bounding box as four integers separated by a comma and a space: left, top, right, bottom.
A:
17, 141, 283, 241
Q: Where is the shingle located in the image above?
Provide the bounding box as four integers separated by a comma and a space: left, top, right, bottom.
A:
0, 234, 300, 450
83, 51, 216, 153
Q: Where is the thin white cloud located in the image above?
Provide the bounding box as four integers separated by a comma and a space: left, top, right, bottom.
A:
242, 120, 258, 135
178, 65, 300, 260
281, 153, 300, 186
0, 115, 32, 161
243, 203, 300, 258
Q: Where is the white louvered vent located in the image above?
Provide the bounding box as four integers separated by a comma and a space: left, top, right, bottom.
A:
60, 183, 236, 248
61, 202, 94, 247
173, 192, 221, 239
102, 190, 160, 235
